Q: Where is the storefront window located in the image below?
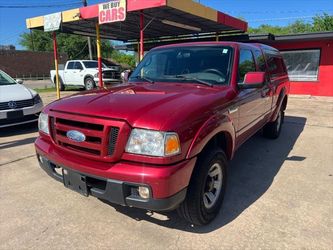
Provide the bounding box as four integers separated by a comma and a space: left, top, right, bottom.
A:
281, 49, 320, 81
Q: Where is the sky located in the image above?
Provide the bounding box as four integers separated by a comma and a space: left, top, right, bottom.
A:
0, 0, 332, 50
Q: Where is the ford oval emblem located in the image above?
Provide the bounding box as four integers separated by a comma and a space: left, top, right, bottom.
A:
66, 130, 86, 142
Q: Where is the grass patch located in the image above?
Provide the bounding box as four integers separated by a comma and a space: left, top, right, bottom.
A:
34, 87, 56, 93
34, 86, 82, 93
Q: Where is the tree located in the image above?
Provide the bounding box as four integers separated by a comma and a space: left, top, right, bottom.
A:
248, 13, 332, 35
312, 13, 333, 32
20, 30, 136, 67
20, 30, 112, 59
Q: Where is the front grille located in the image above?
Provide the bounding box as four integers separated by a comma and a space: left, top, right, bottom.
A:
108, 127, 119, 155
49, 115, 120, 158
0, 99, 34, 110
103, 71, 121, 79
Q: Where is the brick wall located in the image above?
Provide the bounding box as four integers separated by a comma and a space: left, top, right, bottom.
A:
0, 50, 68, 78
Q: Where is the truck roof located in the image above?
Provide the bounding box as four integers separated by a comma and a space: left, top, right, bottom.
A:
153, 41, 278, 52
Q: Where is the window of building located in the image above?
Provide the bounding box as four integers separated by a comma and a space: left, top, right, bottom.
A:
238, 49, 256, 82
281, 49, 320, 81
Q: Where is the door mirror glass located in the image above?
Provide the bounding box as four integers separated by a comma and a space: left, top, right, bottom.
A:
239, 72, 265, 89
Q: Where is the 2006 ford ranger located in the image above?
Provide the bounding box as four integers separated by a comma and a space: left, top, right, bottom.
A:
35, 42, 289, 225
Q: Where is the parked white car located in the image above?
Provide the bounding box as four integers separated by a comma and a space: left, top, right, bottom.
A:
0, 70, 43, 128
50, 60, 121, 91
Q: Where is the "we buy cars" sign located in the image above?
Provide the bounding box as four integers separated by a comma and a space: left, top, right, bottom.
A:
99, 0, 126, 24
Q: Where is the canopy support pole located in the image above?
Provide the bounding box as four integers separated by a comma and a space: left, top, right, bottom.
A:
52, 32, 60, 99
216, 32, 219, 42
140, 11, 144, 61
96, 23, 103, 88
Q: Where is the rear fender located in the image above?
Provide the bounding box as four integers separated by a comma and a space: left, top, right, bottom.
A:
271, 88, 287, 121
186, 113, 236, 160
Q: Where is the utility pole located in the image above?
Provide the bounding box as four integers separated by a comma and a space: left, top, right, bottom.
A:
83, 0, 93, 60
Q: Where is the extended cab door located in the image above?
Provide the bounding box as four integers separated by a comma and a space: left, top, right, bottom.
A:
263, 50, 289, 113
234, 48, 267, 147
253, 49, 272, 116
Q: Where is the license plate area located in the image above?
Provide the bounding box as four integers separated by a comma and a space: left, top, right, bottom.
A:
7, 110, 24, 119
62, 169, 88, 196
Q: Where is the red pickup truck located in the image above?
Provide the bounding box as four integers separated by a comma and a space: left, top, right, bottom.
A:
35, 42, 289, 225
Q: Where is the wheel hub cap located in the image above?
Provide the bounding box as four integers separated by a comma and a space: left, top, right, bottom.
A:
203, 163, 223, 209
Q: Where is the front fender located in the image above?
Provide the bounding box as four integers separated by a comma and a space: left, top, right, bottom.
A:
186, 113, 236, 160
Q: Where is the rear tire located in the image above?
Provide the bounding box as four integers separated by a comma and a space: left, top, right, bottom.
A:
84, 77, 95, 91
177, 148, 228, 225
263, 109, 284, 139
53, 77, 65, 91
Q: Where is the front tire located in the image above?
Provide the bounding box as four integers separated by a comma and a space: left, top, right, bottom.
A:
177, 148, 228, 225
263, 109, 284, 139
84, 77, 96, 91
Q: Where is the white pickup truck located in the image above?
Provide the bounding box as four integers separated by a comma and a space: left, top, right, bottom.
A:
50, 60, 121, 90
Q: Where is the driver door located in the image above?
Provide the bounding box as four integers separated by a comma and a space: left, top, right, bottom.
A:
235, 48, 266, 147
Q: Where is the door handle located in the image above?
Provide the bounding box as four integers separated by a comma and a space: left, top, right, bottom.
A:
228, 106, 238, 114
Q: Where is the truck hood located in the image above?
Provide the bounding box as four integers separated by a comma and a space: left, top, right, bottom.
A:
46, 82, 234, 130
0, 84, 37, 102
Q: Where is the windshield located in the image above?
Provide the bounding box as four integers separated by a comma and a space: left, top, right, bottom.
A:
129, 46, 233, 85
82, 61, 107, 68
0, 71, 17, 86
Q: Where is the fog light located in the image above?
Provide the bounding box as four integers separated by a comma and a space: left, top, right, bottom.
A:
138, 186, 150, 199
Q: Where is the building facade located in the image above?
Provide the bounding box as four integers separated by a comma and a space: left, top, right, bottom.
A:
266, 32, 333, 97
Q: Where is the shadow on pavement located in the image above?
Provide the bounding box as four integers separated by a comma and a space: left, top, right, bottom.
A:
0, 137, 37, 150
101, 115, 307, 233
0, 122, 38, 137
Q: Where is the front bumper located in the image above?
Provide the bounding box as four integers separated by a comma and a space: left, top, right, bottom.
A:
0, 103, 43, 128
35, 137, 196, 211
37, 154, 188, 211
93, 77, 121, 83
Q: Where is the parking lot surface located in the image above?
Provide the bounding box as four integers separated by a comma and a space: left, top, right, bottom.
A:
1, 93, 332, 249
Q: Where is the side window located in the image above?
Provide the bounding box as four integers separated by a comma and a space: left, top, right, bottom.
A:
238, 49, 256, 82
254, 50, 267, 72
67, 62, 74, 70
74, 62, 83, 70
265, 52, 286, 77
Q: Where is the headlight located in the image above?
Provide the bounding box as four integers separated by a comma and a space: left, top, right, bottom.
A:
33, 94, 42, 104
38, 112, 49, 134
125, 129, 181, 157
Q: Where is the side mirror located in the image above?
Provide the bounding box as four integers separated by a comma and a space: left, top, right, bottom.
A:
238, 72, 265, 89
16, 79, 24, 84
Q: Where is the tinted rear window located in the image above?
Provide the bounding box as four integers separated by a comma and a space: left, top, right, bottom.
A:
264, 51, 286, 77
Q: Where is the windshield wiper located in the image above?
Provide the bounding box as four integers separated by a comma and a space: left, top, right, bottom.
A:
131, 75, 155, 83
175, 75, 213, 87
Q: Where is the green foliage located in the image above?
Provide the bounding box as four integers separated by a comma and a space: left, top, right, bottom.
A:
110, 50, 136, 69
312, 13, 333, 32
248, 13, 333, 35
19, 30, 134, 67
19, 30, 113, 59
